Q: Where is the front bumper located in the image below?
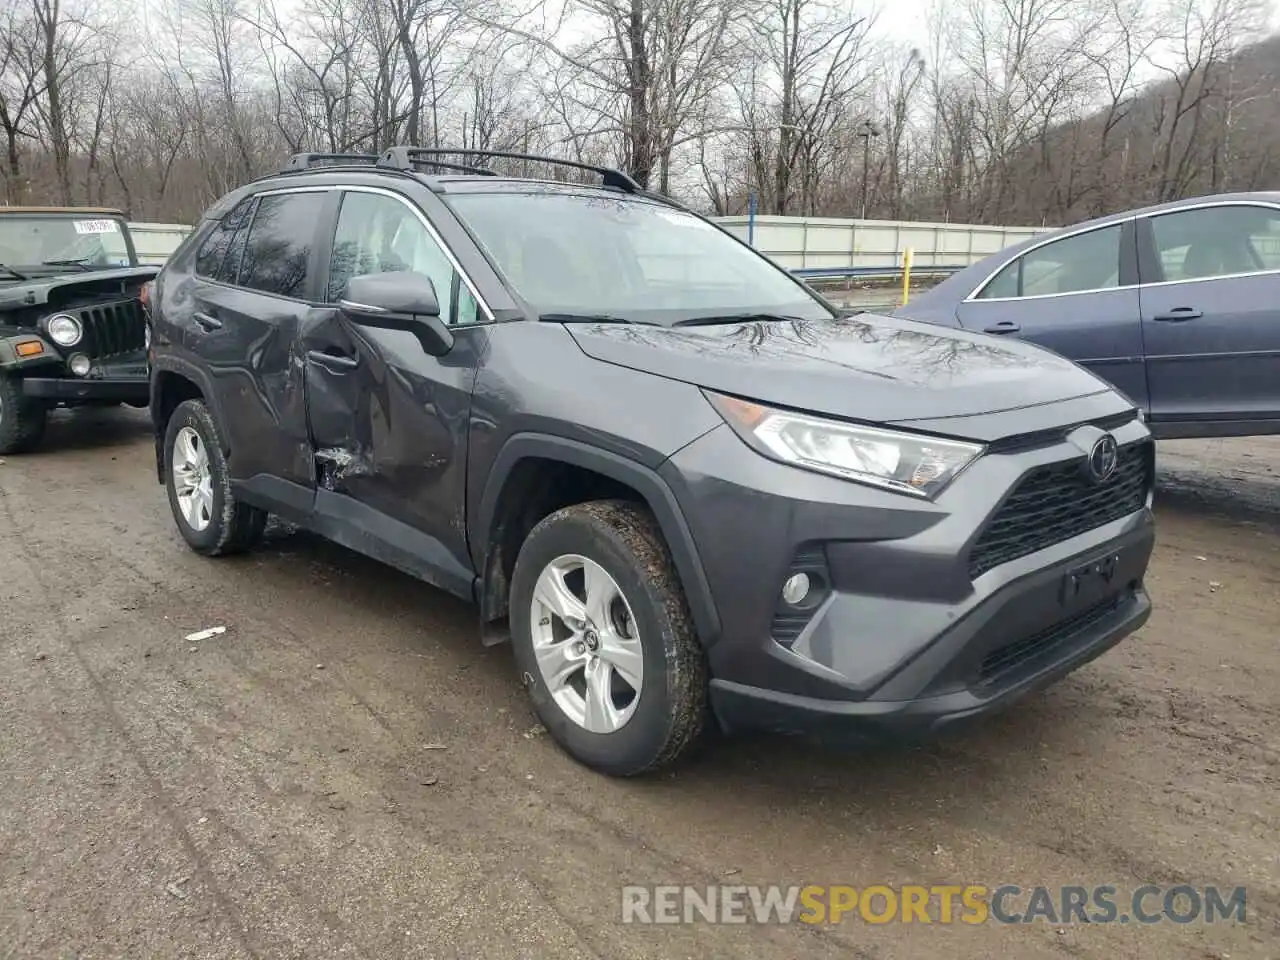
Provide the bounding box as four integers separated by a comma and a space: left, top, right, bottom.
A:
709, 545, 1152, 740
659, 402, 1156, 740
22, 354, 149, 404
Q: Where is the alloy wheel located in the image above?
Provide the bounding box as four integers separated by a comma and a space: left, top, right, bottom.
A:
171, 425, 214, 532
529, 553, 645, 734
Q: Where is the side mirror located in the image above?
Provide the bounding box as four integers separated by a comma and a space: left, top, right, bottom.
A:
338, 271, 454, 356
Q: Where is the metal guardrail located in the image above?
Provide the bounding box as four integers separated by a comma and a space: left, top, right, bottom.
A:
790, 265, 965, 281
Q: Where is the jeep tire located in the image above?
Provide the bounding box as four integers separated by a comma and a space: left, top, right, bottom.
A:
509, 500, 707, 777
0, 374, 47, 454
164, 398, 268, 555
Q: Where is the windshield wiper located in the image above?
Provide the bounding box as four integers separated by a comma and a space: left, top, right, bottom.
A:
41, 257, 92, 271
0, 262, 29, 280
673, 312, 807, 327
539, 312, 642, 325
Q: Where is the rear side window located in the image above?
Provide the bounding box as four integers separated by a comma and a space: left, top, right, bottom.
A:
239, 192, 326, 299
1148, 204, 1280, 281
194, 197, 255, 282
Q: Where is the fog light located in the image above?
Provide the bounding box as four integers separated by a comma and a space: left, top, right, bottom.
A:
69, 354, 91, 376
781, 572, 811, 606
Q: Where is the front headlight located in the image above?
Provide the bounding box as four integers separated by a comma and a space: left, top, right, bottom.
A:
706, 391, 985, 499
46, 313, 83, 347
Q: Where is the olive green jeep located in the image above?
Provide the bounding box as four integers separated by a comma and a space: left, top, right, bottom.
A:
0, 206, 157, 453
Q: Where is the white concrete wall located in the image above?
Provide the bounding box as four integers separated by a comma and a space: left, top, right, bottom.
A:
714, 215, 1047, 270
129, 222, 193, 265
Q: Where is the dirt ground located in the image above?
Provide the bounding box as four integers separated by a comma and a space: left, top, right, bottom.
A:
0, 409, 1276, 960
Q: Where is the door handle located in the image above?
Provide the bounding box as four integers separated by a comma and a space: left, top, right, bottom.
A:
983, 320, 1021, 334
1151, 307, 1203, 322
306, 349, 358, 371
193, 311, 222, 331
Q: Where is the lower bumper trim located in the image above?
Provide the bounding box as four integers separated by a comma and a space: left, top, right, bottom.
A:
709, 587, 1151, 741
22, 376, 149, 403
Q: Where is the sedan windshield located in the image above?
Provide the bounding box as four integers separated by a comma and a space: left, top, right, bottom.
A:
444, 191, 833, 325
0, 214, 134, 273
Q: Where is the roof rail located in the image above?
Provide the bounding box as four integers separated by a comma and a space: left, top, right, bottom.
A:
281, 152, 379, 172
377, 146, 641, 193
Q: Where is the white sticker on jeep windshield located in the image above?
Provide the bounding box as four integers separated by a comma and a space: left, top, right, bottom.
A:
74, 219, 118, 234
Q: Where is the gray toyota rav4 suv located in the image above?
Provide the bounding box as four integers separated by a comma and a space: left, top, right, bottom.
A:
147, 148, 1155, 776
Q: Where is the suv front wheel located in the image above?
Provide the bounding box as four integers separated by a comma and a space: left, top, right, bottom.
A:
163, 398, 268, 555
509, 500, 707, 776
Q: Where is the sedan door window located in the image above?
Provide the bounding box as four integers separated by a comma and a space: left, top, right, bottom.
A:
1148, 204, 1280, 282
976, 225, 1123, 299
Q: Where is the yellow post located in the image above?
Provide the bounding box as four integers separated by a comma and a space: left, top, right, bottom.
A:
901, 247, 914, 306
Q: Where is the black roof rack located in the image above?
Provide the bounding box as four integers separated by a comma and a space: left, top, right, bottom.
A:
282, 152, 379, 172
376, 146, 641, 193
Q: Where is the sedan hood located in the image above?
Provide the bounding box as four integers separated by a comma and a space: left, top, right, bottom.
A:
566, 313, 1116, 438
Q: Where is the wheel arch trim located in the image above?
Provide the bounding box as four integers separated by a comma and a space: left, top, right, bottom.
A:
475, 433, 721, 646
149, 357, 227, 483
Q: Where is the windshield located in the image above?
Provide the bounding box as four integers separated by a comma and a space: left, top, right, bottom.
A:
444, 192, 832, 325
0, 214, 134, 272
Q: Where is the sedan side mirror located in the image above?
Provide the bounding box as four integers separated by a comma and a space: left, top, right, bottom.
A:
338, 271, 454, 356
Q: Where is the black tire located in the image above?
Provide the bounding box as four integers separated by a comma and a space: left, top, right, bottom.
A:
509, 499, 707, 777
163, 398, 267, 556
0, 374, 47, 455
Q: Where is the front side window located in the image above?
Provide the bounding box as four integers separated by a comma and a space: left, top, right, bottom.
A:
0, 214, 134, 272
978, 225, 1123, 299
1149, 204, 1280, 282
442, 192, 832, 325
326, 191, 461, 324
238, 192, 326, 299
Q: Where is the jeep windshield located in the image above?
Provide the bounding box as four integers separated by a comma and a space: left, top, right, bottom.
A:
443, 191, 833, 326
0, 213, 135, 275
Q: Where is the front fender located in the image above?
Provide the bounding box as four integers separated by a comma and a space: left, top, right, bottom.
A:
0, 333, 63, 374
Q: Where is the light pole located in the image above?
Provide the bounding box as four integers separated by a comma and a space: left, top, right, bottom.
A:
856, 119, 881, 220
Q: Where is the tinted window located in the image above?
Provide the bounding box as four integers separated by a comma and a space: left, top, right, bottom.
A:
443, 192, 830, 325
1149, 204, 1280, 282
239, 192, 326, 298
194, 197, 254, 281
327, 191, 465, 324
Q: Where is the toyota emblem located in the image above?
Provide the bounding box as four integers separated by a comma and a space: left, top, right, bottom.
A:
1087, 434, 1119, 483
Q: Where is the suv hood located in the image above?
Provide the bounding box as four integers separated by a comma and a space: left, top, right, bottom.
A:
0, 266, 158, 310
566, 313, 1116, 436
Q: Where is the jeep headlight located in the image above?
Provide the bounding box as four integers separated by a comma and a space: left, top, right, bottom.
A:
46, 313, 83, 347
706, 391, 985, 499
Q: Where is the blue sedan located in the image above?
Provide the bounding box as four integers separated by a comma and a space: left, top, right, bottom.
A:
893, 192, 1280, 439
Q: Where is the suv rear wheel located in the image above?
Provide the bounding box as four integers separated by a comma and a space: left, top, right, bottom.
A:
164, 398, 267, 555
509, 500, 706, 776
0, 375, 47, 454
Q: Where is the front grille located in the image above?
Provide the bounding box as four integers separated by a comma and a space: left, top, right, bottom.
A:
76, 300, 146, 359
968, 440, 1153, 579
978, 594, 1123, 685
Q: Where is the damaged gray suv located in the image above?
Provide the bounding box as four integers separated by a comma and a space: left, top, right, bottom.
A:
147, 148, 1156, 776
